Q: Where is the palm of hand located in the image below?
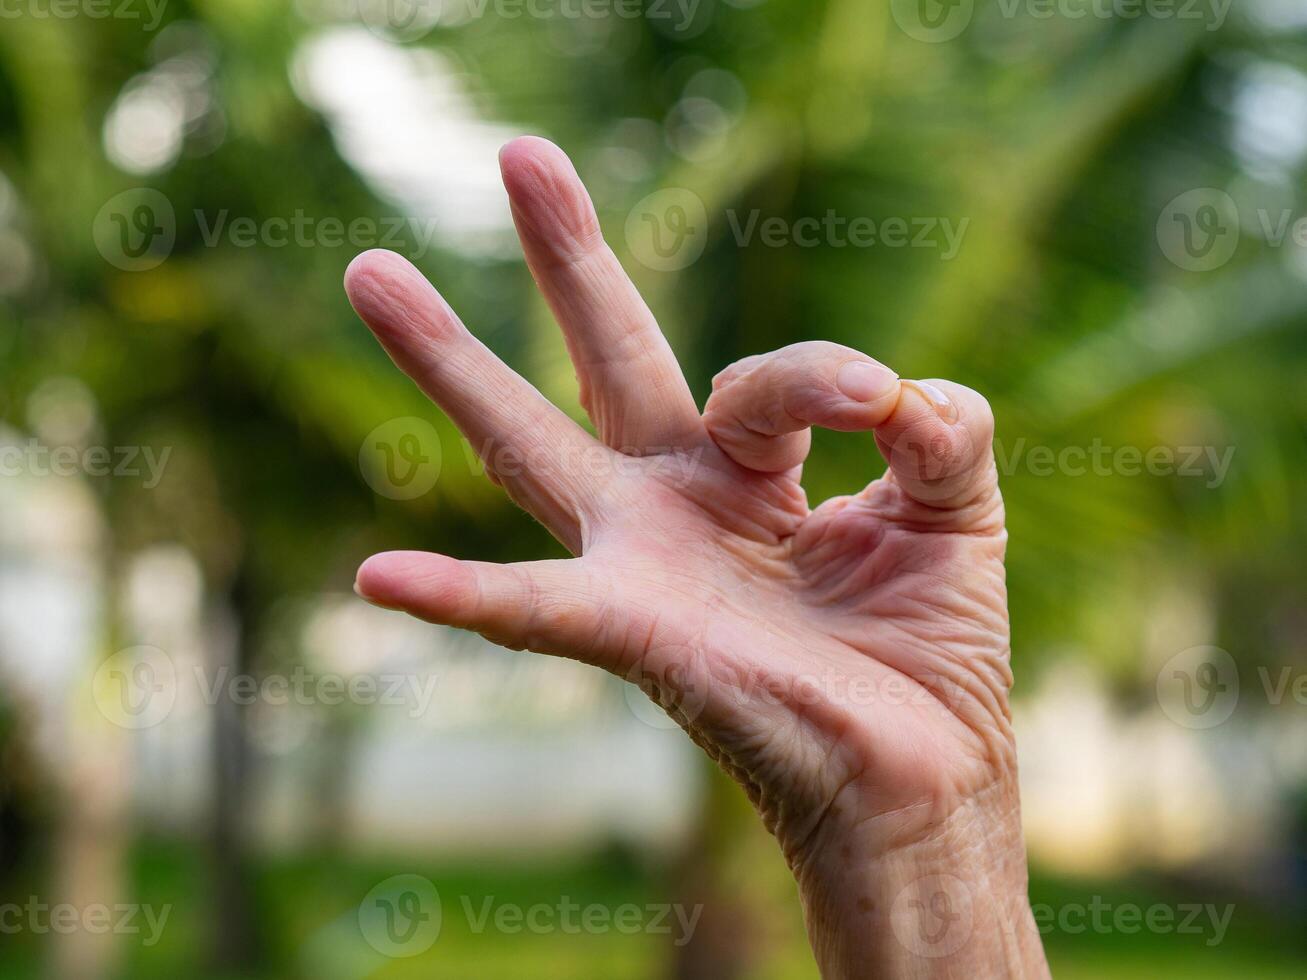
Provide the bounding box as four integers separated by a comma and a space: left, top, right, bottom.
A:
347, 137, 1016, 879
585, 443, 1013, 867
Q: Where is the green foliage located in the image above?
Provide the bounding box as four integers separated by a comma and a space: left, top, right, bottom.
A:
0, 3, 1305, 974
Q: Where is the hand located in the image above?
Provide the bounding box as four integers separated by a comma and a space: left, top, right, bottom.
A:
344, 137, 1049, 979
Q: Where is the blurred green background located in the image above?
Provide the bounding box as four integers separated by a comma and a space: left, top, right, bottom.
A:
1, 0, 1306, 976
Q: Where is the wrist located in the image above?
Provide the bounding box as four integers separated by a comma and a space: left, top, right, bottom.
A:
790, 779, 1049, 979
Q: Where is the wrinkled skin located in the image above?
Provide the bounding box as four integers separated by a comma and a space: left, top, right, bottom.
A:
345, 137, 1049, 978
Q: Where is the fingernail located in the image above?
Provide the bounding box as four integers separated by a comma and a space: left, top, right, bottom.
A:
902, 379, 959, 424
836, 361, 899, 402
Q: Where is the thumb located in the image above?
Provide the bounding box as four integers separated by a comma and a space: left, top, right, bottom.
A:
873, 379, 999, 515
355, 552, 606, 659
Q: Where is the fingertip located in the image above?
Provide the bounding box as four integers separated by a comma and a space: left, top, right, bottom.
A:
898, 379, 960, 425
355, 551, 459, 605
343, 249, 462, 353
345, 248, 408, 291
499, 136, 599, 257
343, 249, 423, 316
354, 551, 402, 603
499, 136, 572, 201
499, 135, 569, 175
873, 378, 998, 509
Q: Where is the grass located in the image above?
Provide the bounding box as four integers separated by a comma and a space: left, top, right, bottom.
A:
0, 840, 1303, 978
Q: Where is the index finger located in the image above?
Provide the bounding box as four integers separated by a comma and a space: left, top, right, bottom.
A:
345, 249, 609, 553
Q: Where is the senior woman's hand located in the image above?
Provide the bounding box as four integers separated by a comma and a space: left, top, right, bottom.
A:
344, 137, 1049, 979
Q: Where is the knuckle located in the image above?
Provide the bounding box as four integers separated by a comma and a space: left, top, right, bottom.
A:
711, 353, 763, 391
702, 393, 731, 432
783, 339, 851, 361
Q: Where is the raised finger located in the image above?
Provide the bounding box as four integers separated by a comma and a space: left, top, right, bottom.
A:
345, 249, 606, 553
500, 137, 702, 451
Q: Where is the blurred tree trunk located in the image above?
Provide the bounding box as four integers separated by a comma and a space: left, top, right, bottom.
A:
669, 767, 757, 980
670, 763, 817, 980
307, 712, 355, 851
207, 569, 260, 971
51, 572, 127, 980
50, 777, 127, 980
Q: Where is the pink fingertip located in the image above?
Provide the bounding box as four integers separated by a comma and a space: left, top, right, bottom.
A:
355, 551, 451, 603
497, 137, 599, 256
